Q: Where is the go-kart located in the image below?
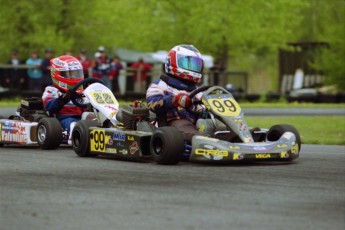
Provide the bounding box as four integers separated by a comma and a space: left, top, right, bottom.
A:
71, 83, 301, 165
185, 86, 300, 163
0, 78, 104, 149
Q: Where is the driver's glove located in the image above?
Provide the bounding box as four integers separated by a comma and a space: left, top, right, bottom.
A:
173, 93, 192, 108
59, 89, 74, 104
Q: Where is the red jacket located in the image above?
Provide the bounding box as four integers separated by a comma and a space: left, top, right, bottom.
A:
130, 61, 152, 81
76, 55, 92, 76
42, 86, 84, 119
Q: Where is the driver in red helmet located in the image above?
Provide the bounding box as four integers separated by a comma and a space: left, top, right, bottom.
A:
146, 44, 205, 143
42, 55, 89, 141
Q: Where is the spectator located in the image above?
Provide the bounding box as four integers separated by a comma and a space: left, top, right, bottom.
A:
108, 56, 123, 94
40, 48, 53, 89
26, 51, 43, 91
130, 58, 152, 92
76, 49, 92, 79
91, 46, 112, 89
6, 50, 24, 90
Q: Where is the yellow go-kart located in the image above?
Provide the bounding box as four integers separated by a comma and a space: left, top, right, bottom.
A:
150, 85, 301, 164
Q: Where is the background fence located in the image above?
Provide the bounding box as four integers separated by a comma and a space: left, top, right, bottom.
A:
0, 65, 248, 100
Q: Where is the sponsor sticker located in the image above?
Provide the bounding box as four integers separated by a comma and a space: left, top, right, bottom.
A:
129, 141, 139, 154
253, 146, 267, 151
233, 153, 244, 160
195, 148, 229, 157
113, 133, 125, 141
255, 153, 271, 159
277, 144, 288, 148
106, 148, 117, 154
291, 144, 299, 154
229, 145, 241, 150
0, 121, 28, 143
119, 149, 128, 155
280, 152, 289, 158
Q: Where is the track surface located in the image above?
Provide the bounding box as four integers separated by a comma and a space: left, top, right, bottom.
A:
0, 144, 344, 230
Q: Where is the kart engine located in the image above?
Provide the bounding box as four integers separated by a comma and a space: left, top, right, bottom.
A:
116, 104, 150, 130
18, 97, 48, 122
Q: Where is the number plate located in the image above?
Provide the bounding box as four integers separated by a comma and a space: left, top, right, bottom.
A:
90, 91, 117, 105
207, 98, 241, 117
90, 129, 106, 152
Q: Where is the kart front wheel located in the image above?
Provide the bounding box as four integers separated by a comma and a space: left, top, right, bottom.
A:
267, 124, 301, 158
72, 120, 99, 157
150, 127, 184, 165
37, 118, 63, 150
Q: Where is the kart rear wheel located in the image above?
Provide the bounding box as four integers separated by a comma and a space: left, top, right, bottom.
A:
150, 127, 184, 165
37, 118, 63, 150
72, 120, 99, 157
267, 124, 301, 151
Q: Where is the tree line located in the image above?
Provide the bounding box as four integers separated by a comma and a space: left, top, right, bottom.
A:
0, 0, 343, 90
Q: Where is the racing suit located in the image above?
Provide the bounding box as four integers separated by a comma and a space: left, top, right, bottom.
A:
42, 86, 85, 135
146, 73, 204, 142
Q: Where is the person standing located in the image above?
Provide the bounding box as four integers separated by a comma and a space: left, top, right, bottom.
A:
26, 51, 42, 91
76, 49, 92, 79
6, 50, 24, 90
40, 48, 53, 89
91, 46, 112, 89
108, 56, 123, 94
130, 58, 152, 92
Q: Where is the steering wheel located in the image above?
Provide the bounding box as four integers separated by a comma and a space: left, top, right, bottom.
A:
188, 85, 212, 106
188, 85, 233, 106
70, 78, 104, 108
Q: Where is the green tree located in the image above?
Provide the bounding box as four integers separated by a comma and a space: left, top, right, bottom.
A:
4, 0, 343, 92
303, 0, 345, 90
0, 0, 74, 60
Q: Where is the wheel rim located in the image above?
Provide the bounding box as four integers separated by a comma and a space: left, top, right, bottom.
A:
37, 125, 47, 143
153, 137, 164, 155
72, 130, 81, 148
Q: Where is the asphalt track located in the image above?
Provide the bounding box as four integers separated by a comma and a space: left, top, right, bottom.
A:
0, 144, 344, 230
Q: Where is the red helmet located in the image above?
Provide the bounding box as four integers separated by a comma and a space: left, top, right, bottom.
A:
50, 55, 84, 93
165, 45, 204, 84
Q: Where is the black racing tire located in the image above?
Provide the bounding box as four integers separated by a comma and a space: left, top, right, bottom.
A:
267, 124, 301, 151
72, 120, 99, 157
37, 118, 63, 150
150, 127, 185, 165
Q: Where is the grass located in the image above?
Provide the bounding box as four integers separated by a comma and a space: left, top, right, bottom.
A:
245, 116, 345, 145
0, 97, 22, 107
240, 102, 345, 108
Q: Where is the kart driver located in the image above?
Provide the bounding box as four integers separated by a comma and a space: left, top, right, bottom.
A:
146, 44, 205, 143
42, 55, 93, 143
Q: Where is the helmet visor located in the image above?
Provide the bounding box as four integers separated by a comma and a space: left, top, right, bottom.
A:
177, 55, 203, 73
60, 69, 84, 79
